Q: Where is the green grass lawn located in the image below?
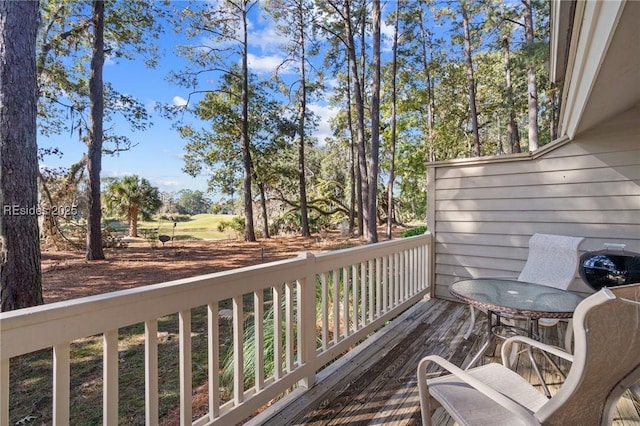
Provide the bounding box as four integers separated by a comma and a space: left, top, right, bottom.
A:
136, 214, 241, 241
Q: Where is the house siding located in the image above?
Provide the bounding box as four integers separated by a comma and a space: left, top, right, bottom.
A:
427, 104, 640, 299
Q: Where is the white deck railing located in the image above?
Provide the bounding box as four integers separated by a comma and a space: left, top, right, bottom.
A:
0, 232, 432, 426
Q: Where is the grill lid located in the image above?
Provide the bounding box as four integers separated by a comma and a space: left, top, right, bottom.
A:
579, 244, 640, 290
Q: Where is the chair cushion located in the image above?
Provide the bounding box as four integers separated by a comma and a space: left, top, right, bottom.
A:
427, 363, 548, 425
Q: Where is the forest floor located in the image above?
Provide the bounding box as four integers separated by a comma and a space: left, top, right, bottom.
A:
41, 232, 378, 304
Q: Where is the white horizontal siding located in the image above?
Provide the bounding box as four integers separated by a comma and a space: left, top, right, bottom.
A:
428, 105, 640, 298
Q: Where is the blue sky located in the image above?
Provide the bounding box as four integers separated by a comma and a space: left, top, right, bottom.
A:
39, 1, 385, 197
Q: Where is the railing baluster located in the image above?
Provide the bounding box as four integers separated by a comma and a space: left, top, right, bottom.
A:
406, 250, 410, 297
208, 303, 220, 418
422, 245, 427, 290
409, 248, 414, 295
285, 282, 294, 372
333, 269, 340, 345
402, 251, 408, 301
273, 285, 282, 379
321, 273, 329, 349
376, 257, 382, 318
103, 329, 118, 426
414, 247, 419, 291
417, 248, 420, 292
179, 310, 192, 425
53, 343, 70, 424
360, 262, 367, 327
232, 296, 243, 405
395, 252, 401, 306
144, 320, 158, 426
352, 264, 358, 332
382, 255, 388, 313
418, 247, 422, 292
254, 291, 264, 390
296, 279, 304, 368
366, 259, 376, 324
342, 267, 350, 338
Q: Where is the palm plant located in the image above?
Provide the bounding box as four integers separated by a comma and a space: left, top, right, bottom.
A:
220, 274, 352, 395
102, 175, 162, 237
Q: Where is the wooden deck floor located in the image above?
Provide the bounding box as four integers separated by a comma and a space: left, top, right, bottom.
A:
251, 297, 640, 426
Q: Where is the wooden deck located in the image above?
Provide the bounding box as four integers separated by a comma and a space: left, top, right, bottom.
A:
251, 297, 640, 425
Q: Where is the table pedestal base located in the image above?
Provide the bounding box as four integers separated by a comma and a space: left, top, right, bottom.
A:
465, 310, 563, 398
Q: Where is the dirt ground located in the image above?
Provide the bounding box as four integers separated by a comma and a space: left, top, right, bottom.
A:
41, 233, 374, 304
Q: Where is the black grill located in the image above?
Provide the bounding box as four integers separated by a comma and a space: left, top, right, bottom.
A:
579, 245, 640, 291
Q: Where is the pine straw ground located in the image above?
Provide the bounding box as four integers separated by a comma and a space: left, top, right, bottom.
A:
42, 233, 366, 304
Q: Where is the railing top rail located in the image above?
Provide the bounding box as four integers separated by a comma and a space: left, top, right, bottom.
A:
314, 232, 431, 268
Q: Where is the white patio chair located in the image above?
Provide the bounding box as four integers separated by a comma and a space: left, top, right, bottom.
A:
464, 233, 585, 351
417, 283, 640, 426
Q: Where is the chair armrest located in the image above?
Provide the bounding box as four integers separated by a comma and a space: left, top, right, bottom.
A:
417, 355, 541, 424
501, 335, 574, 368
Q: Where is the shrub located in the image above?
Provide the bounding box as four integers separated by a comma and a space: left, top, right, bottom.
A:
401, 226, 428, 238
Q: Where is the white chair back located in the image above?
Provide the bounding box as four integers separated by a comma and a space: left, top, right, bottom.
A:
517, 233, 585, 289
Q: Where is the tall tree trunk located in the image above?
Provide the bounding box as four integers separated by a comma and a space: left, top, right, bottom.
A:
258, 182, 269, 238
345, 2, 367, 238
523, 0, 539, 150
0, 0, 43, 311
367, 0, 381, 243
128, 203, 139, 237
387, 0, 400, 240
461, 1, 480, 157
86, 0, 105, 260
297, 5, 310, 237
241, 5, 256, 241
346, 60, 356, 235
503, 36, 521, 153
418, 8, 437, 169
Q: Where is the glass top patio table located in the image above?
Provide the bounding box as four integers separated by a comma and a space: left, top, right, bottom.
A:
450, 278, 585, 319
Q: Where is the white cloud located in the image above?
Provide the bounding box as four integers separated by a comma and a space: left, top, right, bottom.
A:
308, 103, 338, 145
173, 96, 188, 107
103, 170, 136, 179
381, 19, 395, 53
148, 178, 182, 189
249, 19, 289, 53
247, 53, 291, 74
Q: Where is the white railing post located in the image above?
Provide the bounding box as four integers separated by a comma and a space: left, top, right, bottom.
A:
144, 320, 158, 426
103, 329, 119, 426
297, 252, 317, 388
179, 310, 192, 425
53, 343, 70, 425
